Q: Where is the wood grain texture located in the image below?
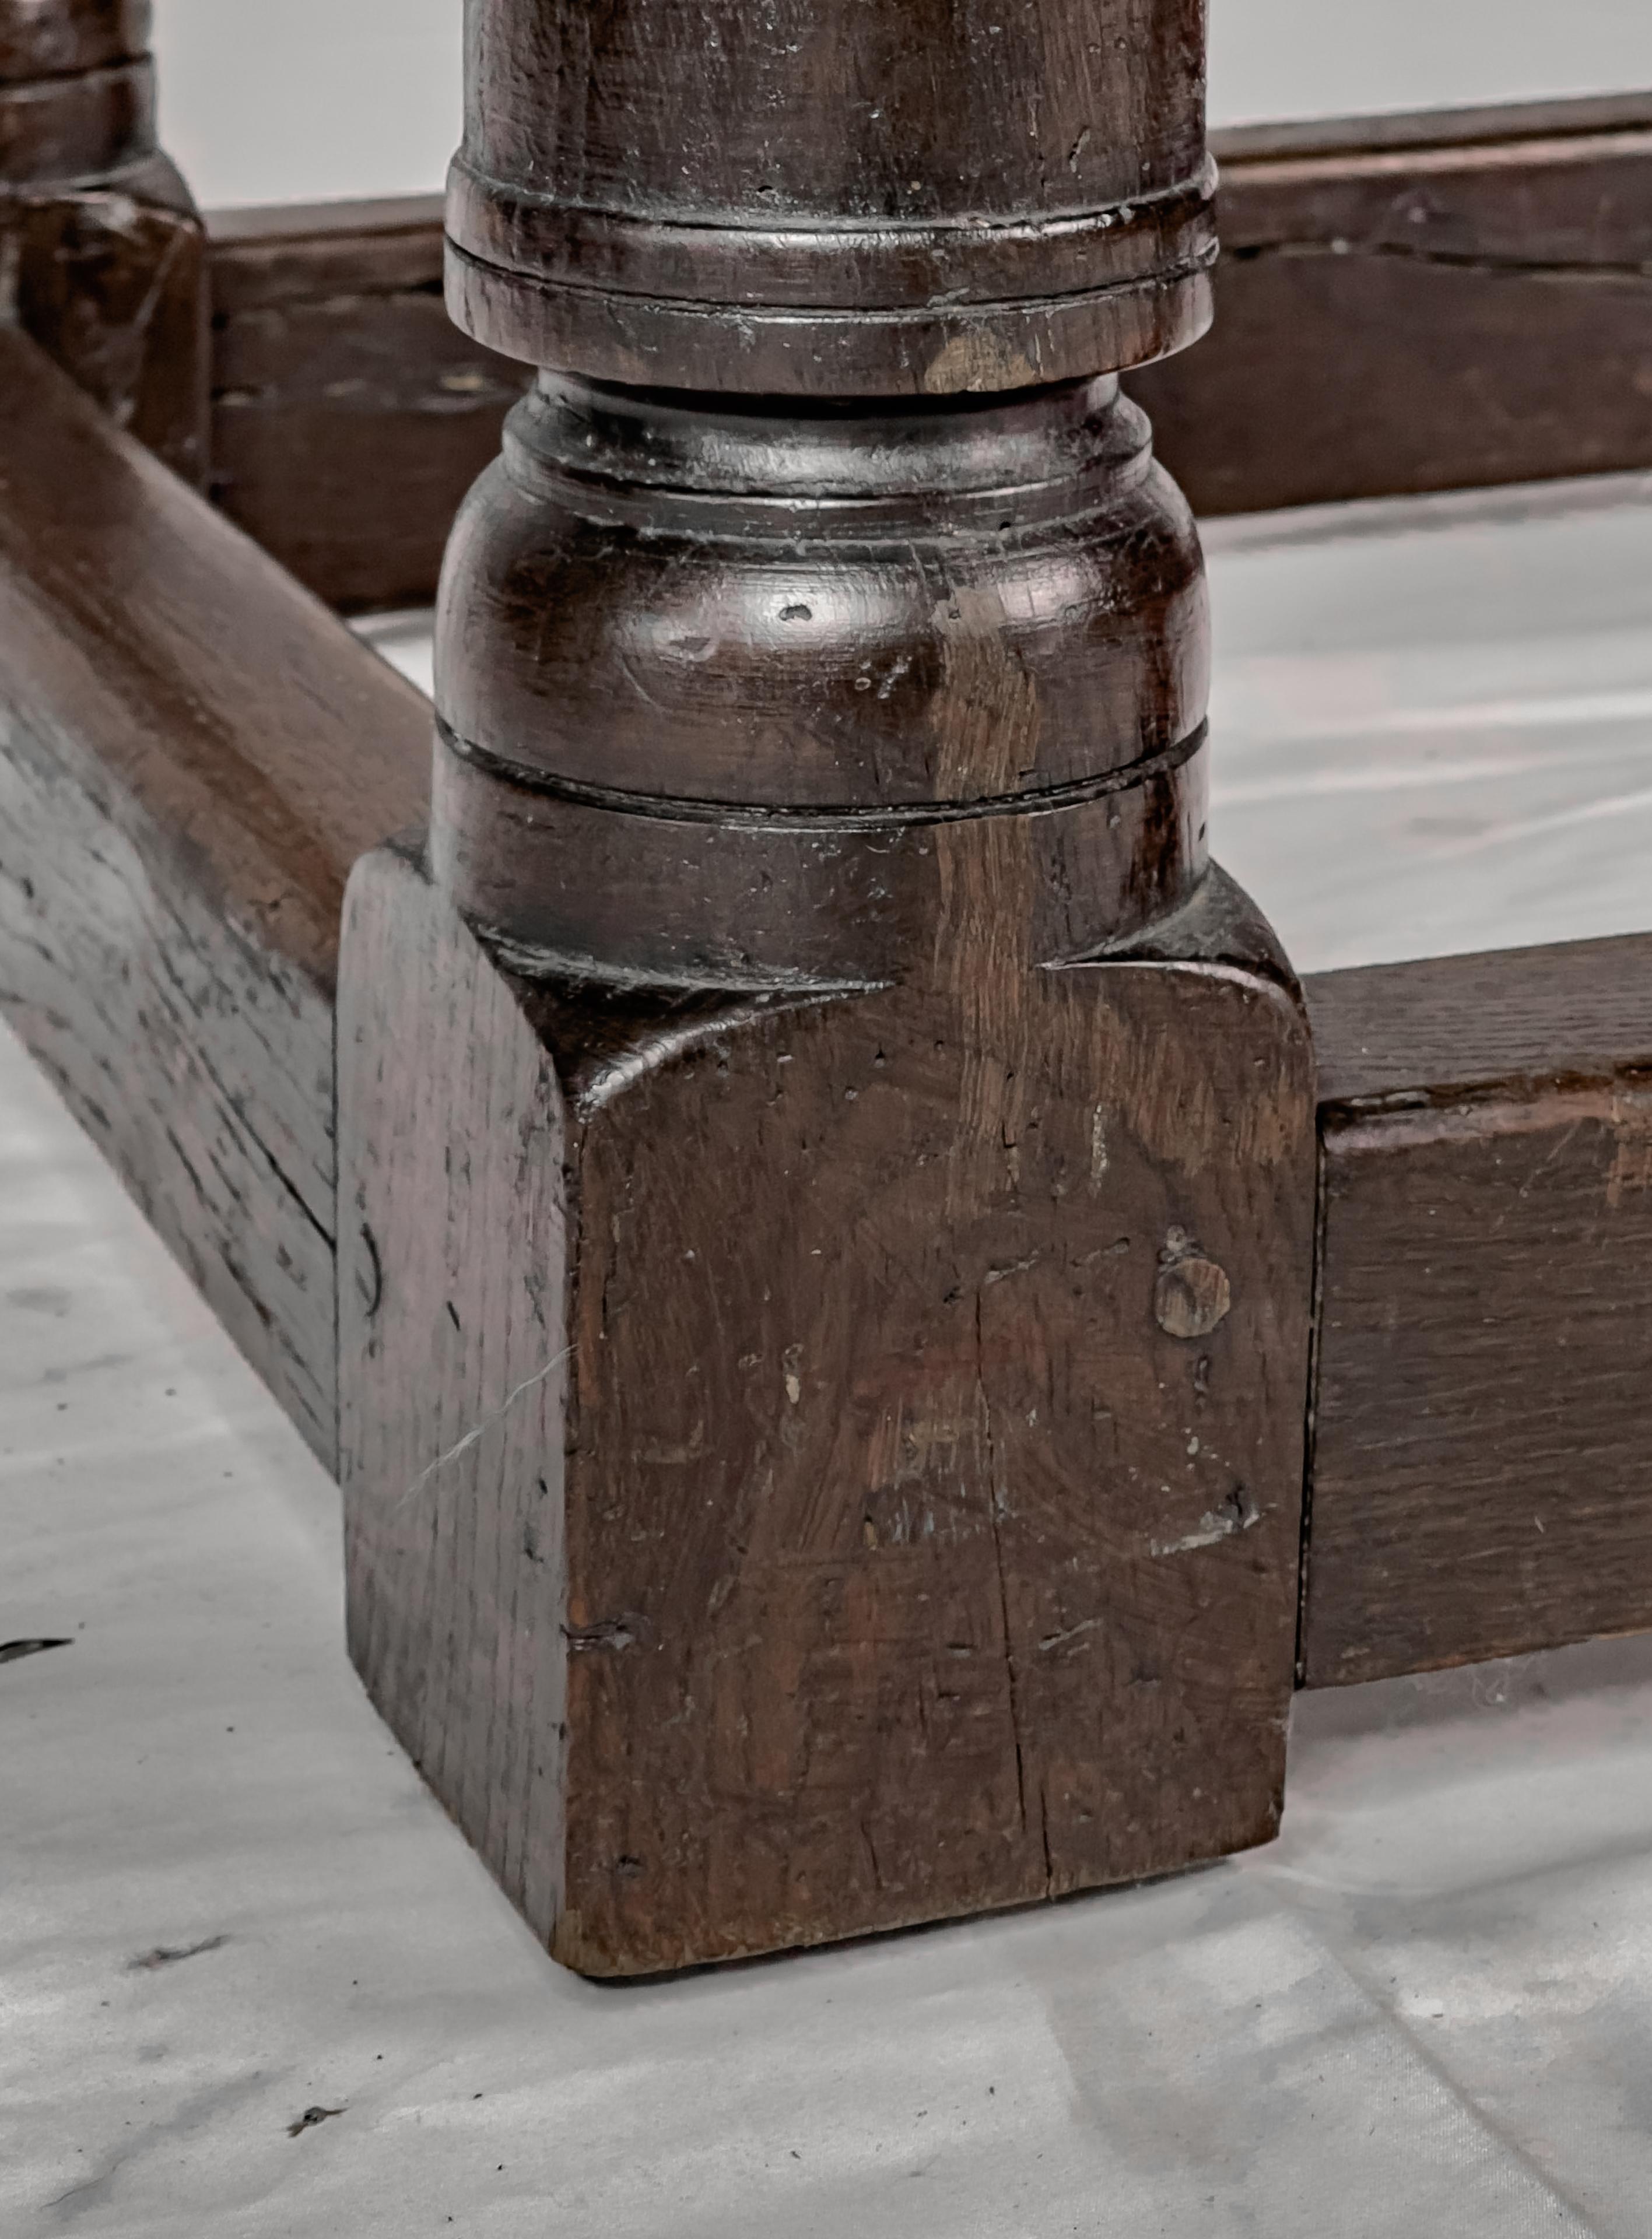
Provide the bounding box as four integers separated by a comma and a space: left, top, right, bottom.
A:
188, 93, 1652, 612
1300, 935, 1652, 1686
346, 9, 1321, 1959
339, 842, 571, 1947
0, 0, 207, 483
432, 372, 1211, 985
1307, 935, 1652, 1107
341, 850, 1315, 1975
447, 0, 1214, 392
206, 200, 527, 612
1131, 95, 1652, 514
0, 326, 429, 1463
1209, 92, 1652, 162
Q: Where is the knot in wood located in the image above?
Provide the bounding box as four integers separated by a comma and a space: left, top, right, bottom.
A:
1154, 1231, 1232, 1339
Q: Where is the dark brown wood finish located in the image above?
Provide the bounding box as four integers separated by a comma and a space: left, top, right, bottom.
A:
0, 324, 429, 1464
1301, 937, 1652, 1687
1134, 93, 1652, 515
337, 0, 1322, 1975
207, 198, 527, 612
343, 855, 1314, 1976
193, 92, 1652, 615
0, 0, 153, 180
2, 0, 1647, 1980
0, 0, 209, 483
430, 374, 1213, 984
447, 0, 1215, 395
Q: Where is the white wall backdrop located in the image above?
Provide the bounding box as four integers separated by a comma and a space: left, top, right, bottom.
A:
152, 0, 1652, 211
152, 0, 462, 208
1209, 0, 1652, 131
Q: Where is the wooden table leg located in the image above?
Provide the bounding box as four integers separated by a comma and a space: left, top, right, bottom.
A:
0, 0, 206, 482
338, 0, 1318, 1974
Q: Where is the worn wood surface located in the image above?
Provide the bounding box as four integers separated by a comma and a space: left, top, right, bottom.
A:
341, 848, 1314, 1975
447, 0, 1214, 394
207, 199, 525, 612
336, 0, 1325, 1974
1309, 936, 1652, 1106
432, 373, 1211, 985
0, 0, 209, 483
1132, 93, 1652, 514
1300, 935, 1652, 1687
190, 92, 1652, 613
0, 325, 429, 1464
0, 0, 153, 182
6, 0, 1643, 1974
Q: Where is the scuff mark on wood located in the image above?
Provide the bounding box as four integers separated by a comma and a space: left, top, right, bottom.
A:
1150, 1485, 1259, 1557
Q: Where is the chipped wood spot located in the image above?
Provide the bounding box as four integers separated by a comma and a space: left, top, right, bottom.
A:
1607, 1090, 1652, 1208
921, 329, 1039, 394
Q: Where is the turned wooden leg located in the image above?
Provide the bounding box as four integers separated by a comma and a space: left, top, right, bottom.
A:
338, 0, 1317, 1974
0, 0, 206, 481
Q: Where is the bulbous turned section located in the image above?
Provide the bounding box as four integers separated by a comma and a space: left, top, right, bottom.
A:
447, 0, 1215, 394
431, 373, 1211, 991
0, 0, 156, 185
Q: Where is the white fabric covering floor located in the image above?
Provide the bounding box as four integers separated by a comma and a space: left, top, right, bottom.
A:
1205, 473, 1652, 971
8, 474, 1652, 2233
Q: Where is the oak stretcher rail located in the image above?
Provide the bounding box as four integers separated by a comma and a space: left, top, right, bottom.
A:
1303, 941, 1652, 1686
0, 325, 429, 1465
5, 0, 1652, 1974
